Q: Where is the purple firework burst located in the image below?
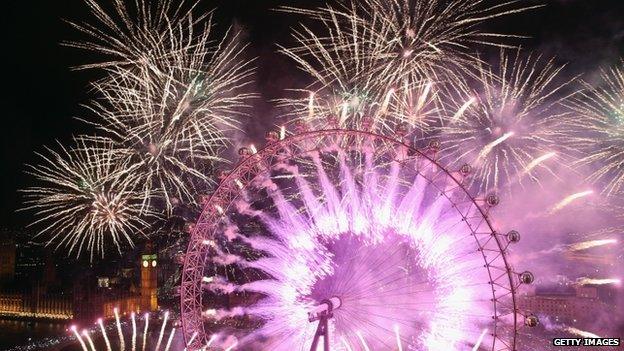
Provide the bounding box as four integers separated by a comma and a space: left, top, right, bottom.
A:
181, 129, 527, 350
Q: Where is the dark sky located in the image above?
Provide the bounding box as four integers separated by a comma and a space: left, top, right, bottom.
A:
1, 0, 623, 229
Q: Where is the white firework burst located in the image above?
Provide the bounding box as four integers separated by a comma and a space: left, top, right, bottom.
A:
22, 138, 156, 260
440, 50, 573, 193
71, 0, 255, 211
563, 63, 624, 196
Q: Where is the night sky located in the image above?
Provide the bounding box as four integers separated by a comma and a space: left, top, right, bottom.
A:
1, 0, 623, 229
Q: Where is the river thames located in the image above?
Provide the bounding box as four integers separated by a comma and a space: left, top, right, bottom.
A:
0, 319, 68, 350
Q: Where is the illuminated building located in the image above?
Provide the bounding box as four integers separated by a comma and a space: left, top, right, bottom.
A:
74, 243, 160, 321
518, 284, 608, 325
0, 291, 73, 319
0, 231, 73, 320
0, 241, 160, 321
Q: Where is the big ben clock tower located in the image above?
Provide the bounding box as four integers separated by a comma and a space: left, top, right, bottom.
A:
140, 242, 158, 311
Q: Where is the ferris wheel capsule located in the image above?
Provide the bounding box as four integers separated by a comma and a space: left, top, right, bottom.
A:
506, 230, 521, 243
460, 164, 472, 176
524, 315, 539, 327
238, 147, 251, 157
265, 131, 279, 143
519, 271, 535, 285
486, 194, 500, 206
428, 139, 441, 150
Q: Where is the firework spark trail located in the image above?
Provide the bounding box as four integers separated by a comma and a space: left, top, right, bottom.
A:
525, 238, 619, 260
451, 97, 476, 123
441, 50, 574, 193
380, 89, 395, 115
164, 328, 176, 351
192, 133, 516, 350
341, 337, 354, 351
570, 239, 618, 251
277, 0, 540, 132
472, 329, 488, 351
563, 63, 624, 196
394, 325, 403, 351
83, 330, 97, 351
522, 152, 557, 177
204, 334, 217, 349
576, 278, 621, 286
85, 26, 255, 213
132, 312, 137, 351
477, 131, 515, 161
71, 326, 88, 351
550, 190, 594, 213
154, 311, 169, 351
356, 331, 371, 351
564, 327, 601, 339
98, 319, 112, 351
66, 0, 210, 70
224, 342, 238, 351
183, 332, 197, 351
25, 0, 255, 259
70, 312, 178, 351
114, 308, 125, 351
142, 313, 150, 351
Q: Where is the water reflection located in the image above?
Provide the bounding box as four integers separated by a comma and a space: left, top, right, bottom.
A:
0, 319, 68, 350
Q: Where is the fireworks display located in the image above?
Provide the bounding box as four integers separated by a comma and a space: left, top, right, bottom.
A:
563, 64, 624, 197
15, 0, 624, 350
70, 311, 180, 351
23, 0, 255, 258
439, 50, 573, 193
75, 0, 255, 212
277, 0, 541, 131
22, 138, 155, 260
85, 41, 254, 211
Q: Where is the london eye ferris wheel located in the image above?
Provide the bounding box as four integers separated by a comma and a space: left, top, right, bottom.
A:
180, 124, 535, 351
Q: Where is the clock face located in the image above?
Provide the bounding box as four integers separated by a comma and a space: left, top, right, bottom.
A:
141, 254, 158, 268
